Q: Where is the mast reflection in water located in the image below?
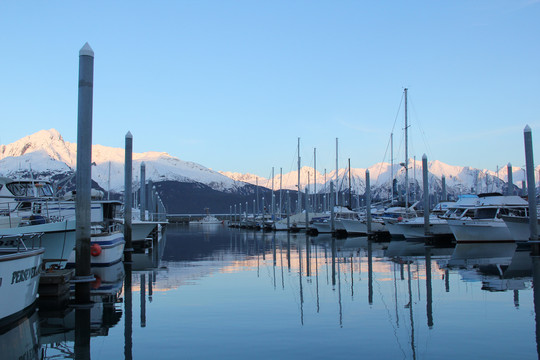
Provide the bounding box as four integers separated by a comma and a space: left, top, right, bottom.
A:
14, 225, 540, 359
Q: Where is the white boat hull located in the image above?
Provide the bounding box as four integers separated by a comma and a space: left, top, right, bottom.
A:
385, 221, 407, 238
339, 219, 367, 235
67, 231, 125, 267
399, 218, 452, 239
0, 220, 76, 265
311, 222, 332, 233
447, 219, 514, 243
0, 248, 44, 323
502, 216, 540, 242
119, 221, 158, 241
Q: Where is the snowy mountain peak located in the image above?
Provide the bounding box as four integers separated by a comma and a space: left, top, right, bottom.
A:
0, 129, 244, 193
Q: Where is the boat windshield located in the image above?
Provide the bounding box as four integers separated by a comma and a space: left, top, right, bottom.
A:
475, 208, 498, 219
6, 182, 54, 197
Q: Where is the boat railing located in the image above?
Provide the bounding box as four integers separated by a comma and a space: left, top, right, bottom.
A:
0, 232, 43, 251
0, 196, 74, 226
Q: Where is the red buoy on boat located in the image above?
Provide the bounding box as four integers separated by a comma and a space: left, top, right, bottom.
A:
91, 243, 102, 256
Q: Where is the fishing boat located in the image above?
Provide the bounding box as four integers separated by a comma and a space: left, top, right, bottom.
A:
0, 234, 44, 326
0, 178, 77, 266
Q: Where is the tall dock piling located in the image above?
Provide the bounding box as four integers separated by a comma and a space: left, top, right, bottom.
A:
365, 170, 372, 235
423, 154, 430, 236
524, 126, 538, 242
74, 42, 95, 305
441, 175, 447, 201
140, 162, 146, 221
508, 163, 514, 195
124, 132, 134, 263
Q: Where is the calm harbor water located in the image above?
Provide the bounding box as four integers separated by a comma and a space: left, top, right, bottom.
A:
3, 224, 540, 359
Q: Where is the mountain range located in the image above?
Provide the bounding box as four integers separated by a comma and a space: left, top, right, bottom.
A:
0, 129, 536, 213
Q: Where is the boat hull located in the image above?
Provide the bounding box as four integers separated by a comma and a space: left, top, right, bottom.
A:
400, 219, 452, 240
311, 222, 332, 234
119, 221, 158, 241
67, 231, 125, 267
0, 248, 44, 323
0, 220, 76, 265
339, 219, 371, 235
502, 216, 540, 242
447, 219, 514, 243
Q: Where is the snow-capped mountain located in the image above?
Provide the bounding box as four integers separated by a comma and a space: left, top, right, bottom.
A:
0, 129, 244, 193
222, 158, 537, 200
0, 129, 536, 208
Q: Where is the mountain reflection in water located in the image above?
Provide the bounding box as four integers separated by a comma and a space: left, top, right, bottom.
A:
3, 224, 540, 359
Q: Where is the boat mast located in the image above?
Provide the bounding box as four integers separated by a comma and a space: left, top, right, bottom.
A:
256, 177, 259, 217
271, 167, 275, 220
335, 138, 339, 206
297, 137, 301, 214
391, 133, 394, 203
348, 158, 352, 208
314, 148, 317, 213
108, 161, 111, 200
324, 169, 327, 211
279, 167, 283, 217
404, 88, 409, 209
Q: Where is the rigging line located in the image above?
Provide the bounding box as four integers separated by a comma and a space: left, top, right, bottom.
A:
408, 95, 434, 160
377, 133, 393, 185
392, 91, 405, 135
375, 274, 408, 359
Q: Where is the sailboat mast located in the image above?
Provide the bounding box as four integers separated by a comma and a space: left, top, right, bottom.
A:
108, 161, 111, 200
390, 133, 393, 203
279, 167, 283, 216
297, 137, 301, 214
271, 167, 275, 220
335, 138, 339, 206
348, 158, 352, 207
404, 88, 409, 209
314, 148, 317, 213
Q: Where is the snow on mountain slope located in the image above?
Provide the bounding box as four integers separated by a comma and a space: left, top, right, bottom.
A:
0, 129, 537, 197
0, 129, 243, 192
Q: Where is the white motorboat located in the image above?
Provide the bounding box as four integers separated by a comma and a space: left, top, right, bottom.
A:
333, 206, 361, 234
310, 215, 332, 233
274, 211, 326, 231
189, 215, 222, 225
396, 199, 475, 240
189, 208, 222, 225
447, 193, 529, 243
0, 234, 44, 325
379, 202, 420, 238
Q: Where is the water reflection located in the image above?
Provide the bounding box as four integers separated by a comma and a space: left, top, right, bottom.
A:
4, 225, 540, 358
0, 308, 40, 359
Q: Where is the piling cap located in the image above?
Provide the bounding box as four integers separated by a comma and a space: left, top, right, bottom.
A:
79, 42, 94, 57
508, 162, 512, 167
422, 153, 427, 160
126, 131, 133, 139
365, 169, 370, 175
524, 125, 531, 133
141, 161, 146, 167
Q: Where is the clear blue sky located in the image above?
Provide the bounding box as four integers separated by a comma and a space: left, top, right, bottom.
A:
1, 1, 539, 178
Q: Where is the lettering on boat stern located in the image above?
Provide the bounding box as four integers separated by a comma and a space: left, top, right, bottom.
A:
11, 265, 40, 284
